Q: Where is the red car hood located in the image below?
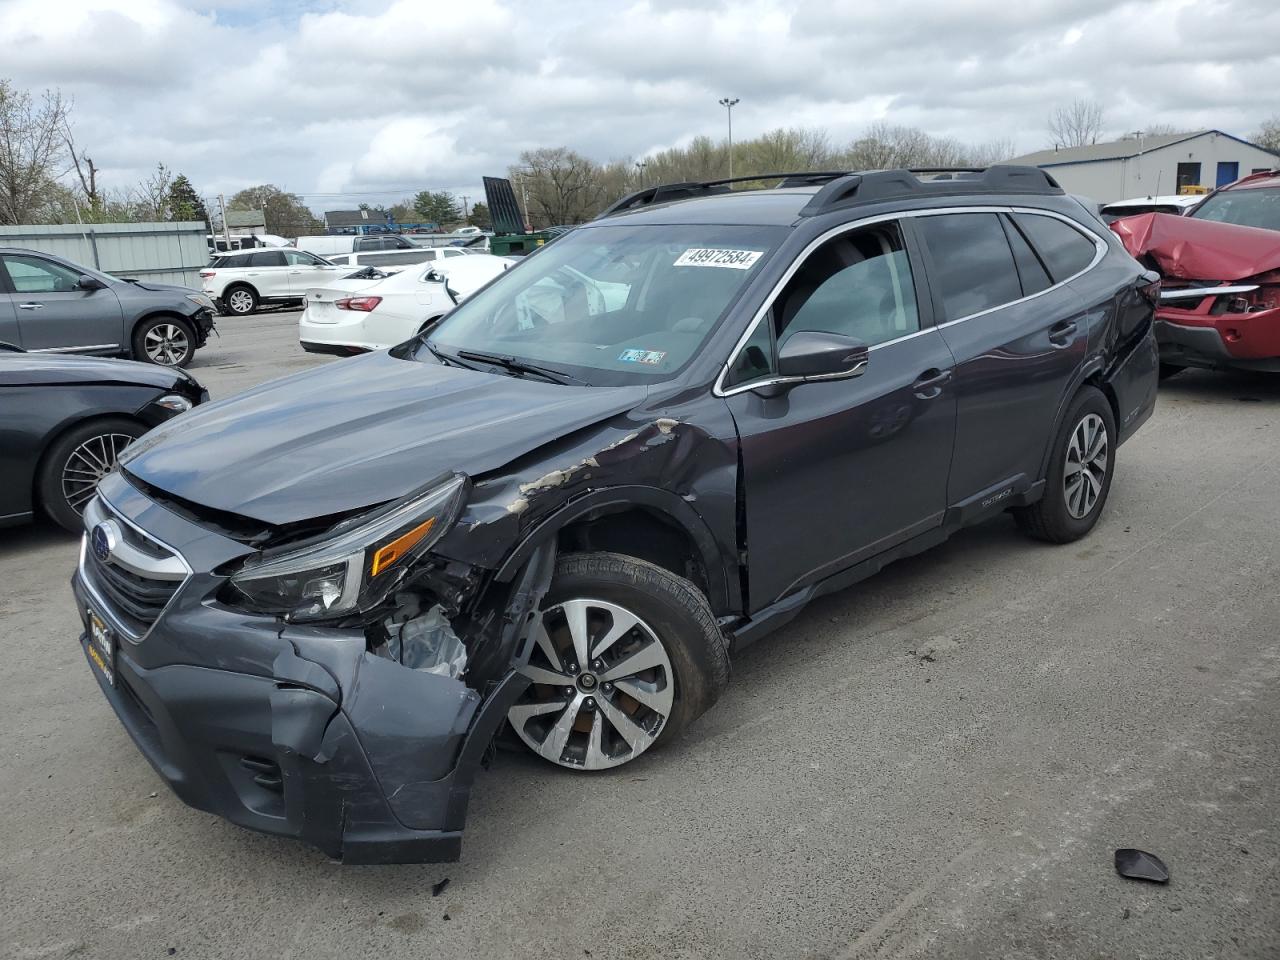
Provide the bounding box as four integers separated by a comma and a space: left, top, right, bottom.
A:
1110, 213, 1280, 282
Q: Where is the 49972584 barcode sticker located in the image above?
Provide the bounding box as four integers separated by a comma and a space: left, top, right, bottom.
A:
673, 248, 763, 270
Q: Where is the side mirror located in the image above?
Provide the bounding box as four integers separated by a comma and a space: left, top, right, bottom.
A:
776, 331, 870, 380
77, 274, 106, 291
424, 269, 446, 284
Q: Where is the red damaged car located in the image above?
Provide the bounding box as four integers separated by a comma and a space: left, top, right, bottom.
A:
1110, 169, 1280, 377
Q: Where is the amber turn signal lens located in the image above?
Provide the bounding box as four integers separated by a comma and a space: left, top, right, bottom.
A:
369, 517, 436, 577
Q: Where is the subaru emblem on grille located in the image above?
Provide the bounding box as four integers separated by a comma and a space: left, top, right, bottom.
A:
91, 521, 119, 564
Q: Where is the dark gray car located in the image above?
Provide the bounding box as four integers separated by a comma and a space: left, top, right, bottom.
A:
0, 247, 216, 367
73, 166, 1160, 864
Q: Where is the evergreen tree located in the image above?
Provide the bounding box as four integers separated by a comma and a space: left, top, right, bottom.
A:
167, 173, 208, 224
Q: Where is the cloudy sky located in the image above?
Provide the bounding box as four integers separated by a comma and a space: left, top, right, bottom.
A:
1, 0, 1276, 215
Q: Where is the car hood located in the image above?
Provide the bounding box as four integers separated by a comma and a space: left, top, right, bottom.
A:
119, 350, 647, 526
0, 351, 193, 389
1110, 212, 1280, 281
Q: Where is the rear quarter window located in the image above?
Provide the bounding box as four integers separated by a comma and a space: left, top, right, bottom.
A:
916, 212, 1022, 320
1012, 214, 1097, 282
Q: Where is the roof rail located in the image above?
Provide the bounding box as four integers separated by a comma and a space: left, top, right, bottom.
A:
798, 165, 1063, 218
596, 171, 854, 219
595, 164, 1064, 221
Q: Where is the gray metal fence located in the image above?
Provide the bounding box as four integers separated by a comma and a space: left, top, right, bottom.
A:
0, 221, 208, 289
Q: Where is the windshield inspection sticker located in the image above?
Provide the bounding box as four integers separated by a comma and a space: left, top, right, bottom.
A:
674, 248, 763, 270
618, 349, 667, 365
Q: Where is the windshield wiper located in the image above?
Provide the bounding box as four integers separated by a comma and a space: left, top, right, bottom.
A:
455, 349, 588, 386
421, 340, 478, 370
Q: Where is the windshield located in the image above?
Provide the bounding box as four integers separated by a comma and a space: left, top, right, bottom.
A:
1191, 186, 1280, 231
417, 223, 784, 386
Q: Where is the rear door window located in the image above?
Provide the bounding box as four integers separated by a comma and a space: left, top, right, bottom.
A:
916, 213, 1022, 320
1012, 214, 1097, 282
249, 251, 287, 267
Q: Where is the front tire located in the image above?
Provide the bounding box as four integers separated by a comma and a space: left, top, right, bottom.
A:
132, 316, 195, 367
508, 552, 729, 771
1014, 385, 1116, 544
38, 417, 147, 532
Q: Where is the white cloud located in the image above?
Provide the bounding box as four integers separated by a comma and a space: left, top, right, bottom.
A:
0, 0, 1275, 214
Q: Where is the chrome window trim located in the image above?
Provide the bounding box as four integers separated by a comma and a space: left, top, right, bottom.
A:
78, 491, 192, 645
714, 205, 1108, 398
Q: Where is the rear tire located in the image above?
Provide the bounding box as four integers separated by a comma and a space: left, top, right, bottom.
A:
223, 285, 258, 316
38, 417, 147, 532
1014, 386, 1116, 544
508, 552, 729, 770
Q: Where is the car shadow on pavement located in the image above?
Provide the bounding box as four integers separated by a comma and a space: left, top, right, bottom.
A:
1158, 368, 1280, 404
0, 519, 77, 559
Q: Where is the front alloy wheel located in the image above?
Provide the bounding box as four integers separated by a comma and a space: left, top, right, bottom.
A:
143, 322, 190, 366
511, 598, 675, 770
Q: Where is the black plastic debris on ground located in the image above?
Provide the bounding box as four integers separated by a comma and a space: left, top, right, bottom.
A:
1115, 848, 1170, 883
432, 877, 451, 897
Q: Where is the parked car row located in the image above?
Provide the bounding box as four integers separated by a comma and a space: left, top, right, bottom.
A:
66, 165, 1162, 865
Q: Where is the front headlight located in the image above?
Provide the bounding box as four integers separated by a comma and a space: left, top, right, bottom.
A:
228, 474, 467, 621
154, 393, 193, 413
186, 293, 216, 311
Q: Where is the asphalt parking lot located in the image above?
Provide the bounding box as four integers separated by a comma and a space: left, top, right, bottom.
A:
3, 310, 1278, 960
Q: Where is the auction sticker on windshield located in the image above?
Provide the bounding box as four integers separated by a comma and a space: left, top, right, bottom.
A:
618, 349, 667, 365
674, 248, 763, 269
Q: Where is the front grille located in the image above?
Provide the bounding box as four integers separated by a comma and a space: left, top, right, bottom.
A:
81, 496, 189, 639
86, 550, 181, 628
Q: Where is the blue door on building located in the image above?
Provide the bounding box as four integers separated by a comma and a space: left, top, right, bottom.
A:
1217, 161, 1240, 187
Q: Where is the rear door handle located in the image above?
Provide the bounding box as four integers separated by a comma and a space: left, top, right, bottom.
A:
912, 368, 952, 399
1048, 320, 1078, 346
18, 302, 44, 310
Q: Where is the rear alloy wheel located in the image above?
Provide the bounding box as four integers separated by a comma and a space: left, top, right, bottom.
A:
224, 286, 258, 316
509, 553, 729, 771
1014, 385, 1116, 543
38, 417, 146, 532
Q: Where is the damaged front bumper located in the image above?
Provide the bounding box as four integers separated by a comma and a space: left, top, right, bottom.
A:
72, 474, 538, 864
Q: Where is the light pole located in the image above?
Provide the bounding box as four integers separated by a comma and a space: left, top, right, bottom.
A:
634, 160, 648, 185
718, 97, 740, 179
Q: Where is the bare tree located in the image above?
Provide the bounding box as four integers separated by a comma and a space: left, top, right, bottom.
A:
0, 79, 69, 224
1047, 99, 1105, 148
514, 147, 607, 227
63, 122, 102, 216
1252, 114, 1280, 154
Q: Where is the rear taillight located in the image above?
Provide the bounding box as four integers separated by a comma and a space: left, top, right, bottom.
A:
335, 296, 382, 312
199, 271, 216, 278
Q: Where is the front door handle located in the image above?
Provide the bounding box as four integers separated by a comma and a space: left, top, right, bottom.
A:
912, 368, 952, 399
1048, 320, 1078, 346
18, 302, 44, 310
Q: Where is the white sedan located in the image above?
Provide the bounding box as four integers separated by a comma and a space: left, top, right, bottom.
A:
298, 254, 511, 355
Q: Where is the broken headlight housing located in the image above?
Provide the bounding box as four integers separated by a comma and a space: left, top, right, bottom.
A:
227, 474, 467, 621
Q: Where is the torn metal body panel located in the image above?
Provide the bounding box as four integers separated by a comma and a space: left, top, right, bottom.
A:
1110, 212, 1280, 370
